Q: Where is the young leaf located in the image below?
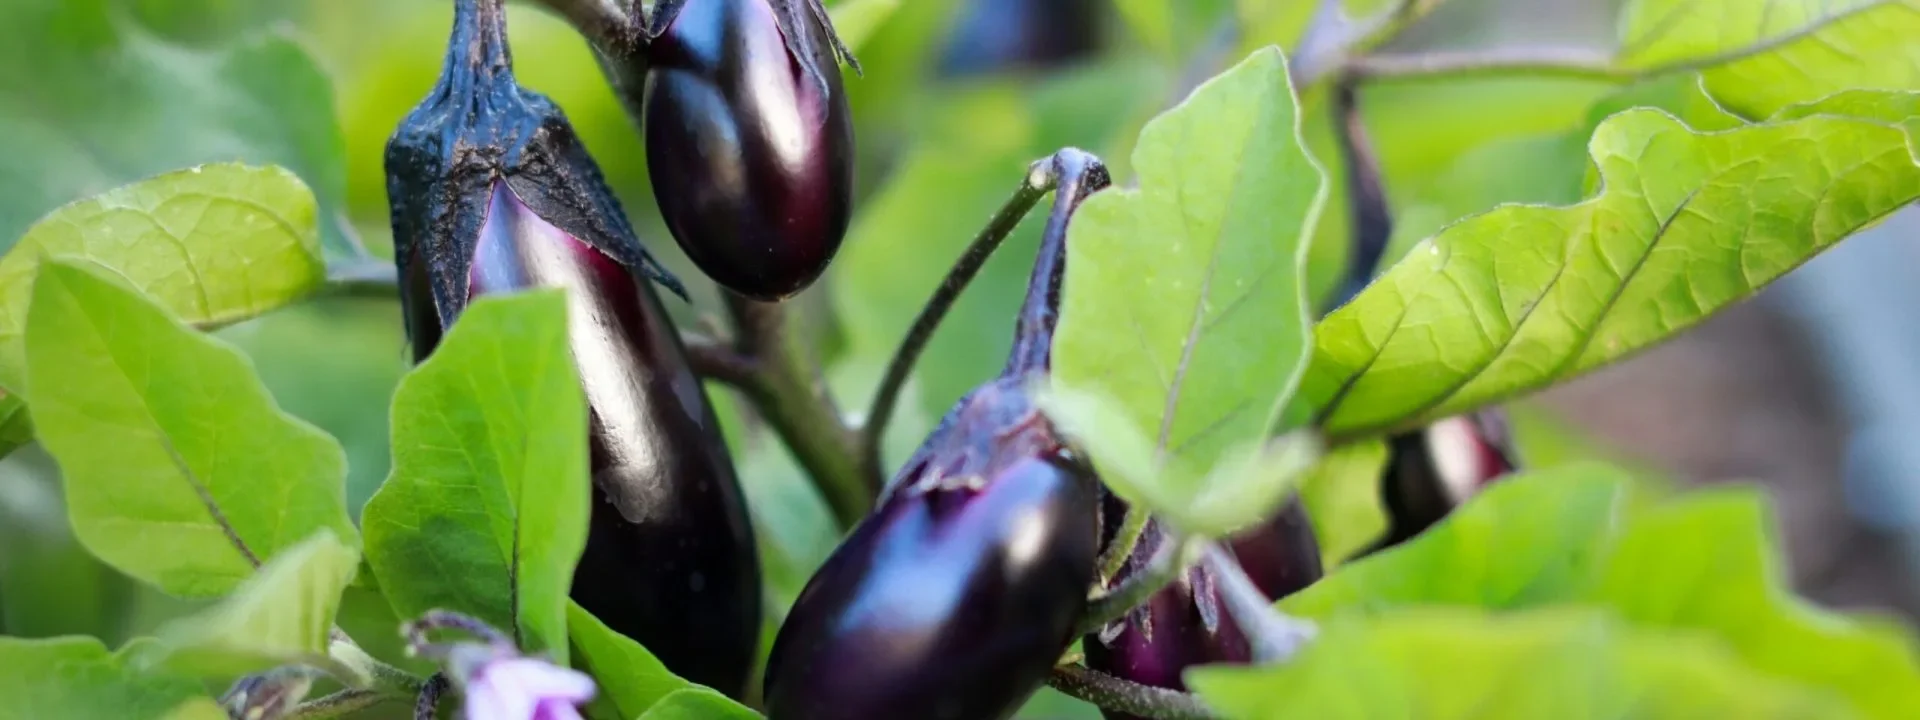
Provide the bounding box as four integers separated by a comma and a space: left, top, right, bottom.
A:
0, 636, 217, 720
1188, 609, 1854, 719
24, 261, 355, 597
1049, 48, 1326, 533
1586, 490, 1920, 717
567, 602, 690, 720
1281, 464, 1633, 618
361, 290, 589, 661
147, 530, 359, 679
634, 688, 761, 720
1298, 102, 1920, 439
0, 163, 326, 393
1616, 0, 1920, 118
1295, 438, 1390, 568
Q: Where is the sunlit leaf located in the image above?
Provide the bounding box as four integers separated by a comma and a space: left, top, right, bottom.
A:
1296, 438, 1390, 568
149, 530, 358, 678
25, 261, 354, 597
361, 291, 589, 660
1298, 100, 1920, 438
1048, 48, 1325, 533
0, 164, 325, 394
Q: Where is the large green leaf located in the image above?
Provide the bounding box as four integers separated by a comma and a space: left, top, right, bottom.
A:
0, 636, 217, 720
25, 261, 354, 597
361, 291, 589, 660
0, 0, 351, 260
1297, 99, 1920, 438
1585, 491, 1920, 717
1282, 464, 1634, 618
1295, 438, 1389, 568
1188, 609, 1855, 719
0, 164, 325, 394
1616, 0, 1920, 118
1046, 48, 1326, 534
147, 530, 358, 679
567, 602, 690, 720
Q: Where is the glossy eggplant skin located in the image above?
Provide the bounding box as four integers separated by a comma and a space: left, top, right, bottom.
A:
385, 0, 758, 698
763, 379, 1102, 720
1084, 497, 1322, 720
1373, 410, 1518, 553
938, 0, 1101, 77
644, 0, 854, 300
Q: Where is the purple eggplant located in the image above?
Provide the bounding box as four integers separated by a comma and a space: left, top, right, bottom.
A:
763, 151, 1112, 720
1372, 411, 1518, 552
1083, 496, 1322, 720
384, 0, 759, 697
639, 0, 855, 300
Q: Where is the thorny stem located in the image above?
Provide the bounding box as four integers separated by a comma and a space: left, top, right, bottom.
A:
1080, 530, 1197, 636
723, 293, 870, 528
415, 673, 451, 720
1047, 665, 1221, 720
1201, 544, 1317, 663
283, 689, 389, 720
1096, 505, 1151, 585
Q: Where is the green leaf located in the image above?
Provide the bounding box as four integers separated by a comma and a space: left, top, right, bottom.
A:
0, 0, 352, 260
148, 530, 358, 678
567, 602, 690, 720
634, 688, 761, 720
1585, 490, 1920, 717
1616, 0, 1920, 118
1774, 88, 1920, 137
1282, 464, 1634, 618
1114, 0, 1233, 61
1188, 609, 1855, 719
0, 163, 325, 395
1048, 48, 1326, 533
24, 261, 355, 597
0, 636, 216, 720
361, 290, 589, 660
1296, 438, 1390, 568
1297, 101, 1920, 438
827, 0, 898, 52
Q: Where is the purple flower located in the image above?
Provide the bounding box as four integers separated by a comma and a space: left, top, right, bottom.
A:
456, 652, 596, 720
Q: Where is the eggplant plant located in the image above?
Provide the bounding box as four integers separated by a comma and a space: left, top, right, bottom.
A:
3, 1, 1920, 720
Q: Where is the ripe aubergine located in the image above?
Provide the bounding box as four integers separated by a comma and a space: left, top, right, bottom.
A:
763, 151, 1112, 720
1372, 410, 1518, 552
639, 0, 855, 300
938, 0, 1102, 77
1083, 495, 1322, 720
384, 0, 760, 697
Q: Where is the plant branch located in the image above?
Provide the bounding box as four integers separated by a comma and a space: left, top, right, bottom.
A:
1047, 665, 1220, 720
1201, 544, 1317, 663
1081, 530, 1195, 636
1291, 0, 1447, 88
1096, 505, 1151, 585
527, 0, 637, 51
1346, 47, 1628, 82
858, 162, 1060, 485
682, 332, 760, 388
284, 689, 389, 720
722, 293, 870, 528
324, 260, 400, 302
1328, 71, 1393, 309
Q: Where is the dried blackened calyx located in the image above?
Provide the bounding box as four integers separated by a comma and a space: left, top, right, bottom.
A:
385, 0, 684, 357
761, 150, 1112, 720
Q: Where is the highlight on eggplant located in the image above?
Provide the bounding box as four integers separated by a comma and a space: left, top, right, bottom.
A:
1082, 495, 1323, 720
763, 150, 1113, 720
636, 0, 857, 300
383, 0, 761, 697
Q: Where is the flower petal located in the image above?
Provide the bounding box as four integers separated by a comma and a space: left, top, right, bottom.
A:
486, 658, 597, 703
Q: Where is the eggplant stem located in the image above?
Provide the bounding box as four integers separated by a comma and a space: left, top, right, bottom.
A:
1002, 148, 1111, 378
1047, 664, 1221, 720
1080, 530, 1196, 636
1095, 504, 1151, 586
722, 293, 870, 528
1327, 71, 1392, 310
281, 689, 387, 720
1201, 543, 1317, 663
857, 160, 1059, 490
414, 673, 450, 720
529, 0, 636, 51
683, 332, 761, 388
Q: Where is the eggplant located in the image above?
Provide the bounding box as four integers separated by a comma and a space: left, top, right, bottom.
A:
1373, 410, 1518, 552
638, 0, 855, 300
1083, 496, 1322, 720
384, 0, 760, 697
763, 151, 1112, 720
937, 0, 1102, 77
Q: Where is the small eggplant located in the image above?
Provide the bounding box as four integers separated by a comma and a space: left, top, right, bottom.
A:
384, 0, 760, 697
638, 0, 856, 300
1083, 496, 1322, 720
763, 151, 1112, 720
1373, 410, 1518, 552
937, 0, 1102, 78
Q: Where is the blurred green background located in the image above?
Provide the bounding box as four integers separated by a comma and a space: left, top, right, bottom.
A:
25, 0, 1910, 715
